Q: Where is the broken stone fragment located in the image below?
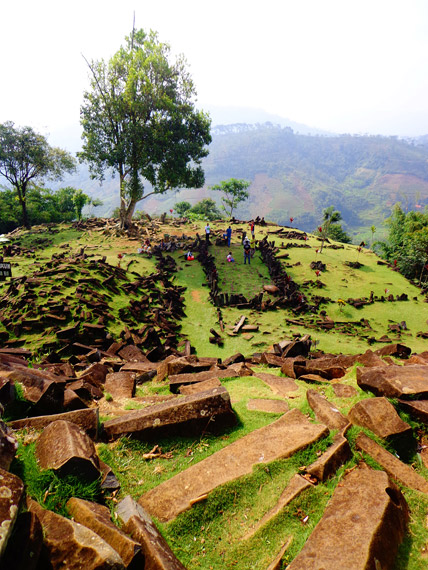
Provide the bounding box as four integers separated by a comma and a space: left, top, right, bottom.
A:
67, 497, 143, 568
9, 408, 99, 439
0, 467, 24, 559
306, 389, 350, 431
27, 498, 125, 570
104, 372, 135, 400
7, 369, 64, 415
357, 364, 428, 399
348, 397, 414, 455
116, 495, 187, 569
0, 420, 18, 470
103, 386, 236, 441
1, 510, 42, 570
286, 465, 408, 570
255, 373, 299, 396
139, 408, 328, 522
305, 434, 351, 481
35, 420, 100, 481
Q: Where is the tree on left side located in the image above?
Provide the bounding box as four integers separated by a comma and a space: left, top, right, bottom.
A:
0, 122, 76, 228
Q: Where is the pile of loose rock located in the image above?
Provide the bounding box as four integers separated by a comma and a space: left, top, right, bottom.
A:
2, 334, 428, 568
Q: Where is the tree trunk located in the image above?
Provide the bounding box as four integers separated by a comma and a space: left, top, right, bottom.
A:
18, 184, 30, 229
119, 172, 127, 229
124, 197, 138, 229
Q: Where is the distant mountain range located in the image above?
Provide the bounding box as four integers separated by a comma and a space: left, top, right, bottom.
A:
51, 110, 428, 242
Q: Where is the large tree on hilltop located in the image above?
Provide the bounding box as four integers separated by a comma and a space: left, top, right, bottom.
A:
210, 178, 250, 218
0, 122, 76, 228
78, 28, 212, 229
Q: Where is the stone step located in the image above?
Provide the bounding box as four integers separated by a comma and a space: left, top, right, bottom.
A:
139, 408, 329, 522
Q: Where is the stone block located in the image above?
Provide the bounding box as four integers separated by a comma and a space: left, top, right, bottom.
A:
0, 468, 24, 558
357, 364, 428, 399
9, 408, 99, 439
306, 389, 350, 431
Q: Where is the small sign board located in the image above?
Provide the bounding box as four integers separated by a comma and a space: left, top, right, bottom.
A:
0, 262, 12, 280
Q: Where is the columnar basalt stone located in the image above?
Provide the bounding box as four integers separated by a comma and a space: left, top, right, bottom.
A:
67, 497, 143, 568
168, 368, 239, 393
103, 386, 237, 440
255, 373, 299, 396
306, 390, 350, 431
286, 466, 409, 570
139, 408, 329, 522
398, 399, 428, 424
35, 420, 101, 480
0, 468, 24, 558
9, 408, 99, 439
348, 397, 413, 445
27, 498, 125, 570
332, 383, 358, 398
374, 343, 411, 358
104, 372, 136, 400
1, 510, 43, 570
0, 420, 18, 470
356, 432, 428, 493
247, 399, 289, 414
7, 369, 64, 414
357, 364, 428, 398
179, 377, 222, 395
116, 495, 187, 570
305, 434, 352, 481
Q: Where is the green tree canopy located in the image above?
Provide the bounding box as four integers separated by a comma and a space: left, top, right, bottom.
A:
78, 28, 211, 229
189, 198, 222, 221
0, 122, 76, 228
210, 178, 250, 218
175, 201, 192, 217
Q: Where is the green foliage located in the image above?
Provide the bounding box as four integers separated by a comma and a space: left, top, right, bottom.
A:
78, 28, 211, 227
189, 198, 222, 220
11, 442, 102, 517
377, 204, 428, 282
210, 178, 250, 218
175, 201, 192, 217
72, 189, 90, 220
0, 121, 76, 228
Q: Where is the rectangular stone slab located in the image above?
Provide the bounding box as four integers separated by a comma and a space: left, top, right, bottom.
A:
357, 364, 428, 399
139, 408, 329, 522
356, 432, 428, 493
287, 466, 408, 570
103, 386, 236, 440
9, 408, 99, 439
168, 368, 239, 393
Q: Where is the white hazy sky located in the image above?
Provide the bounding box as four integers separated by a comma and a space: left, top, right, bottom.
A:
2, 0, 428, 148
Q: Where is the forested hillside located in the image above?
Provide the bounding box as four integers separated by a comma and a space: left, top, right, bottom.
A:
55, 124, 428, 241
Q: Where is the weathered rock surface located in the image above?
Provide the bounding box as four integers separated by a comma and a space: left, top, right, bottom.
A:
28, 498, 125, 569
348, 397, 413, 445
286, 466, 408, 570
398, 399, 428, 424
9, 408, 99, 439
332, 383, 358, 398
357, 364, 428, 398
7, 369, 64, 414
104, 372, 136, 400
178, 377, 222, 395
35, 420, 100, 480
139, 408, 329, 521
1, 510, 43, 570
103, 386, 236, 440
0, 420, 18, 470
116, 495, 187, 570
0, 468, 24, 558
356, 432, 428, 493
306, 389, 350, 431
247, 399, 289, 413
305, 434, 351, 481
67, 497, 143, 568
168, 368, 239, 393
255, 373, 299, 396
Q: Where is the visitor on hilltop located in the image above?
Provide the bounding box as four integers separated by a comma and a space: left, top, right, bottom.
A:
185, 251, 194, 261
226, 226, 232, 247
205, 223, 210, 243
227, 251, 235, 263
250, 235, 256, 257
243, 238, 251, 264
250, 220, 255, 237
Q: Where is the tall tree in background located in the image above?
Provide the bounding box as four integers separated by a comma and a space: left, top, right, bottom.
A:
0, 122, 75, 228
210, 178, 250, 218
319, 206, 343, 251
79, 28, 211, 229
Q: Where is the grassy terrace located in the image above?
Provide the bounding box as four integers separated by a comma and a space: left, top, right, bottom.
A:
3, 220, 428, 569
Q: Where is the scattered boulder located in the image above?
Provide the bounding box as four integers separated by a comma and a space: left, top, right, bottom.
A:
0, 468, 24, 558
35, 420, 101, 481
357, 365, 428, 399
286, 465, 408, 570
306, 390, 350, 431
103, 386, 237, 440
